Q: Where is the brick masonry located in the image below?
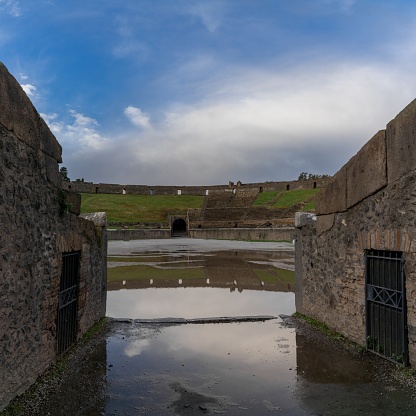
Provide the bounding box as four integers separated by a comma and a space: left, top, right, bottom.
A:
295, 99, 416, 365
0, 62, 107, 410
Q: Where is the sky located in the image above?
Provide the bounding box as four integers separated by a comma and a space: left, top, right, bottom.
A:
1, 0, 416, 185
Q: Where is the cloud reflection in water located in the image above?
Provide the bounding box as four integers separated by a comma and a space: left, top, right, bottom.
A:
107, 287, 295, 319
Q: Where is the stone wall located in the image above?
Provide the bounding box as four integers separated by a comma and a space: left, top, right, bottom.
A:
189, 227, 295, 242
295, 99, 416, 365
64, 178, 325, 196
107, 227, 294, 241
0, 62, 107, 410
108, 228, 171, 240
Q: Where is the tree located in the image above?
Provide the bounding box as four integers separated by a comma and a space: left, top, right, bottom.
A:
298, 172, 308, 180
60, 166, 70, 182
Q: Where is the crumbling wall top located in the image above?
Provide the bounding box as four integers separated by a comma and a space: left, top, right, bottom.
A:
0, 62, 62, 162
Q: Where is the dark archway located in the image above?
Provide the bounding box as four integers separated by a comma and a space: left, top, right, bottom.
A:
172, 218, 187, 237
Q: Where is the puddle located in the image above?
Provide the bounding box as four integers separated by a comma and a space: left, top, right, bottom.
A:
106, 319, 301, 415
107, 287, 295, 319
21, 239, 416, 415
108, 244, 294, 300
102, 239, 416, 416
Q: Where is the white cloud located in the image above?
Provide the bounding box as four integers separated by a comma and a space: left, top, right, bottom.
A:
21, 83, 37, 97
112, 15, 149, 59
41, 110, 110, 152
113, 60, 414, 184
124, 339, 151, 358
54, 57, 416, 185
46, 52, 416, 186
188, 1, 224, 33
0, 0, 21, 17
124, 106, 151, 129
41, 113, 62, 135
19, 73, 28, 80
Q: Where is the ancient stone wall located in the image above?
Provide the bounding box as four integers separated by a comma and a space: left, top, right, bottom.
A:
295, 99, 416, 365
108, 228, 171, 240
0, 62, 107, 410
188, 227, 295, 242
64, 178, 325, 195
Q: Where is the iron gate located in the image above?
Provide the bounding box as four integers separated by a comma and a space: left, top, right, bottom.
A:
365, 250, 408, 365
57, 251, 80, 355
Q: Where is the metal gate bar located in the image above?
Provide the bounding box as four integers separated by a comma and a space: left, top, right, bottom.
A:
365, 250, 408, 365
57, 252, 80, 355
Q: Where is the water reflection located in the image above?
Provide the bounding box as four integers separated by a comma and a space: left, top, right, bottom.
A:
107, 247, 295, 318
102, 239, 416, 416
107, 246, 295, 319
294, 332, 416, 416
106, 319, 304, 416
107, 287, 295, 319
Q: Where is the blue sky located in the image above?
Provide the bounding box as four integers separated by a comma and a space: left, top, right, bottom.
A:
1, 0, 416, 185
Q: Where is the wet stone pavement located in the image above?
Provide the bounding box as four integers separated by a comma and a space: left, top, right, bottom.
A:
13, 239, 416, 415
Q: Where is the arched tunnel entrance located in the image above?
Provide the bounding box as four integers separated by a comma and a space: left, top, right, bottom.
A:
171, 218, 187, 237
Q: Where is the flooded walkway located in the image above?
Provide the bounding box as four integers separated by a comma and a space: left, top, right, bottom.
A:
15, 239, 416, 415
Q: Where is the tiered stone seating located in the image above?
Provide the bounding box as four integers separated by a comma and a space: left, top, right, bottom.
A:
187, 187, 310, 229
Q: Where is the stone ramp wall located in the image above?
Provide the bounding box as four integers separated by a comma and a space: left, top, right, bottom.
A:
0, 62, 107, 410
295, 99, 416, 365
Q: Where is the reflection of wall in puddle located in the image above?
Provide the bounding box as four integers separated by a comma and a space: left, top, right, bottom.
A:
108, 276, 292, 293
292, 332, 416, 415
108, 251, 294, 293
295, 333, 373, 384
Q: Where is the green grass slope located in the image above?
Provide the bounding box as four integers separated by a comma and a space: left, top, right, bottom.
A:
81, 188, 319, 224
81, 193, 204, 223
253, 189, 319, 211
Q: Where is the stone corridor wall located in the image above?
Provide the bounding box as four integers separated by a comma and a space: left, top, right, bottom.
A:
295, 99, 416, 364
0, 62, 107, 410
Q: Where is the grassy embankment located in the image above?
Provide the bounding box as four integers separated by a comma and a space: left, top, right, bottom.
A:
81, 188, 319, 223
253, 188, 319, 211
81, 193, 204, 223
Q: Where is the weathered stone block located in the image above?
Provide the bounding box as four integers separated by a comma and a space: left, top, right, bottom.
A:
316, 165, 347, 215
45, 155, 61, 188
316, 214, 335, 236
81, 212, 108, 227
67, 192, 81, 215
294, 212, 316, 228
0, 62, 61, 161
346, 130, 387, 208
40, 119, 62, 163
386, 98, 416, 184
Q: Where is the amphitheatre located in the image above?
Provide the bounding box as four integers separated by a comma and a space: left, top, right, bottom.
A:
3, 55, 416, 412
63, 177, 327, 241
